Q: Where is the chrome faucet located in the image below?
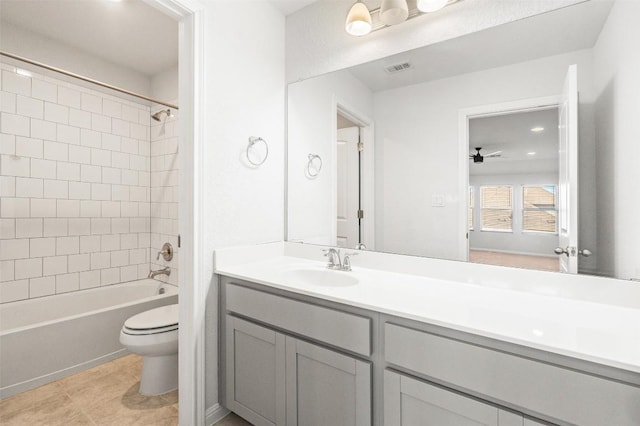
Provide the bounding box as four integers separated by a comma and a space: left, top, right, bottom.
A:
323, 248, 342, 270
148, 267, 171, 279
323, 248, 358, 271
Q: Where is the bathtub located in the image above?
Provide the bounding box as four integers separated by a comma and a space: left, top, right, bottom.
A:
0, 279, 178, 399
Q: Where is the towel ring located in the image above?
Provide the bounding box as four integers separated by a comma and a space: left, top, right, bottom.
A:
246, 136, 268, 166
307, 154, 322, 177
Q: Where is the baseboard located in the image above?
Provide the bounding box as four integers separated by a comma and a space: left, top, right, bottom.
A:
206, 403, 230, 426
0, 349, 128, 400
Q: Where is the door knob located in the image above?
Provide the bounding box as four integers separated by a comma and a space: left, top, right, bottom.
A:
579, 249, 592, 257
554, 246, 576, 257
554, 247, 568, 256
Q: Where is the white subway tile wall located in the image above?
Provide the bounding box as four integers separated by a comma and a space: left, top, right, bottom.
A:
0, 63, 154, 303
149, 103, 179, 286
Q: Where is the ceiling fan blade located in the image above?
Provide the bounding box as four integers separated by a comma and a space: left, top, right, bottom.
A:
484, 151, 502, 157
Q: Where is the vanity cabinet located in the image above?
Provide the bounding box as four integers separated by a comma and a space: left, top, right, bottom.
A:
222, 280, 373, 426
219, 276, 640, 426
384, 370, 525, 426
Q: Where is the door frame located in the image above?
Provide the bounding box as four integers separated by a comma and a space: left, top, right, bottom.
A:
147, 0, 206, 424
334, 99, 376, 250
457, 95, 560, 262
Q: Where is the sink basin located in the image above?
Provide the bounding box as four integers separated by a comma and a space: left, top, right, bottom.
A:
283, 268, 359, 287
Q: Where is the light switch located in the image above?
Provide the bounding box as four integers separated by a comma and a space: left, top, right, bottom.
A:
431, 194, 445, 207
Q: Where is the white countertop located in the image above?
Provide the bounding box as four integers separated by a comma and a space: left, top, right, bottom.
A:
214, 242, 640, 375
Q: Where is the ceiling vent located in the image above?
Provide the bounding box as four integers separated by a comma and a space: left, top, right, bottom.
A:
385, 62, 412, 74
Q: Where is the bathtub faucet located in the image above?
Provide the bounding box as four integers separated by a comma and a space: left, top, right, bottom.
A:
148, 267, 171, 279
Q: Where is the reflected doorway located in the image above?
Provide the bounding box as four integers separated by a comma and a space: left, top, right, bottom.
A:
336, 113, 362, 249
467, 108, 561, 272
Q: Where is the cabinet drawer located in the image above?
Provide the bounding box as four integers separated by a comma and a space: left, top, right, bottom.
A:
385, 323, 640, 426
225, 283, 371, 356
384, 370, 524, 426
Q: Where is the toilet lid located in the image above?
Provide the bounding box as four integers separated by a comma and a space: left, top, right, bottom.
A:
124, 304, 179, 331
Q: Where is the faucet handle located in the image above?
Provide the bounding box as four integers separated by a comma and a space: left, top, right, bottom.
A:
157, 242, 173, 261
342, 252, 358, 271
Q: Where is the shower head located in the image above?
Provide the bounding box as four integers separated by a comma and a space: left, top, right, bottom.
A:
151, 109, 173, 122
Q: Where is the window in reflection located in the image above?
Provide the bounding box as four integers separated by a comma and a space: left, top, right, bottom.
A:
481, 186, 513, 232
523, 185, 557, 233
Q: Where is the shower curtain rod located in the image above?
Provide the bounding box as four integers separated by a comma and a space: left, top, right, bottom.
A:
0, 51, 178, 110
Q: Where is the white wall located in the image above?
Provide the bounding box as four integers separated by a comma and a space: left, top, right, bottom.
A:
593, 0, 640, 280
201, 0, 285, 411
373, 49, 597, 263
469, 174, 558, 256
285, 0, 584, 82
287, 69, 374, 245
0, 22, 152, 97
150, 66, 179, 103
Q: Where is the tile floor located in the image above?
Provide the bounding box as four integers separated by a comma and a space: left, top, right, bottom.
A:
0, 354, 178, 425
0, 353, 255, 426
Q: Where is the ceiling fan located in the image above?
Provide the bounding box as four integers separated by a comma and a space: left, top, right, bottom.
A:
469, 147, 502, 163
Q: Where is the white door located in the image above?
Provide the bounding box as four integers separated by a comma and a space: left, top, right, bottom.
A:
336, 127, 360, 248
557, 64, 579, 273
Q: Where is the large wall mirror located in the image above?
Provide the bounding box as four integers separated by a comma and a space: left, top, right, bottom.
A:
287, 0, 640, 281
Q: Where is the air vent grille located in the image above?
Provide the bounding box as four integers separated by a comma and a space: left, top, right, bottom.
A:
385, 62, 412, 74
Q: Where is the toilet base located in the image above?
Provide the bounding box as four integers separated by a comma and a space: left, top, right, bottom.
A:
139, 354, 178, 396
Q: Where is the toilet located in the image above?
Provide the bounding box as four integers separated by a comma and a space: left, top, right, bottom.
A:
119, 304, 179, 395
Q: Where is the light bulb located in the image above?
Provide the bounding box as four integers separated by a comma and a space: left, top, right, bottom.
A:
345, 2, 372, 36
380, 0, 409, 26
417, 0, 448, 13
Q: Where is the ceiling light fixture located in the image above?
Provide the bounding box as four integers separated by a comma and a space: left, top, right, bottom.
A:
417, 0, 448, 13
527, 152, 537, 156
530, 126, 545, 133
16, 68, 32, 78
345, 1, 373, 36
380, 0, 409, 26
346, 0, 457, 36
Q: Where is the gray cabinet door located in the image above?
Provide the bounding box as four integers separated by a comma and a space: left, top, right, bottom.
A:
226, 315, 286, 426
285, 336, 371, 426
384, 370, 517, 426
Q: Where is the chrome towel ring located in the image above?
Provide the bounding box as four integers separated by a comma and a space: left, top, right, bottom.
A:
307, 153, 322, 178
246, 136, 268, 166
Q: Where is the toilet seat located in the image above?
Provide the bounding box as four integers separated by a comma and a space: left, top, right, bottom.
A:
122, 304, 178, 335
122, 324, 178, 335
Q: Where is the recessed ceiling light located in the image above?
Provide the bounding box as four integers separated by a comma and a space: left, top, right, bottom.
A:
527, 152, 536, 156
16, 68, 32, 77
530, 126, 545, 133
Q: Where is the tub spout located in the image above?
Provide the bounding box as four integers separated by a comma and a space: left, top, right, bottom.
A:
148, 267, 171, 279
